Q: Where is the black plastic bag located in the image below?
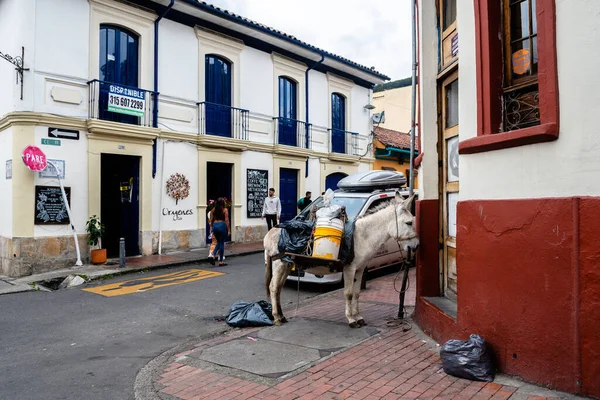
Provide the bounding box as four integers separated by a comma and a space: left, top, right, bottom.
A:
276, 219, 315, 263
440, 334, 495, 382
226, 300, 274, 328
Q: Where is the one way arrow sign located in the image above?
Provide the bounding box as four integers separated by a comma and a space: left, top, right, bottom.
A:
48, 127, 79, 140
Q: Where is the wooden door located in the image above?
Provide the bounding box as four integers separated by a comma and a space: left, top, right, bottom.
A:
440, 71, 459, 302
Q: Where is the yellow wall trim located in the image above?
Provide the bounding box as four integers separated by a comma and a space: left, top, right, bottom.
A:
87, 119, 160, 139
0, 112, 87, 132
326, 153, 360, 164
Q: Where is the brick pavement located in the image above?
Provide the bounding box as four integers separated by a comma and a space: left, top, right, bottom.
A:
153, 269, 578, 400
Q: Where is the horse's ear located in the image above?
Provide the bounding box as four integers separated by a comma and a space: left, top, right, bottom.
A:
403, 193, 416, 211
395, 190, 403, 202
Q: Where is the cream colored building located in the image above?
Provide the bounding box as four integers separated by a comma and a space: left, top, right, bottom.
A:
372, 77, 414, 133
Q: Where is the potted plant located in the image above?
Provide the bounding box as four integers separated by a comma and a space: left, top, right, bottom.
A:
86, 215, 106, 265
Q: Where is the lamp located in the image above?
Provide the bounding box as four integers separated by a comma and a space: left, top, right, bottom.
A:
363, 103, 376, 110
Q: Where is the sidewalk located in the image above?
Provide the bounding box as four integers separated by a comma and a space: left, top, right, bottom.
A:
0, 241, 264, 295
149, 270, 583, 400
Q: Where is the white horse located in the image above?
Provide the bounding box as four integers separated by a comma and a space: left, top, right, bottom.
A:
264, 191, 419, 328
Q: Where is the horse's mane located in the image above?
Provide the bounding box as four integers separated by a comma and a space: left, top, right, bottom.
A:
357, 198, 398, 220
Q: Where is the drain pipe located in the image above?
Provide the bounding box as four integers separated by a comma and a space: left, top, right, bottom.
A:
305, 53, 325, 178
408, 0, 417, 197
158, 140, 167, 254
152, 0, 175, 178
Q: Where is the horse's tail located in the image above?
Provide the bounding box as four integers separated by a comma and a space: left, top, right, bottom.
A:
265, 253, 273, 297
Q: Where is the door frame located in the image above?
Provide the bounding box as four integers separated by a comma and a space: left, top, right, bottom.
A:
100, 153, 141, 257
88, 135, 154, 255
439, 69, 459, 301
198, 148, 241, 242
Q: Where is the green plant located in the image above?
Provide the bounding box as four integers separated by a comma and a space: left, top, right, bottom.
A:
85, 215, 105, 248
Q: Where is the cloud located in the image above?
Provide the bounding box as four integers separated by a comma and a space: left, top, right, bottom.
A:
205, 0, 412, 80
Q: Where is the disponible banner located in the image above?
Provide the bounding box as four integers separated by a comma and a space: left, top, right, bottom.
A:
107, 84, 145, 117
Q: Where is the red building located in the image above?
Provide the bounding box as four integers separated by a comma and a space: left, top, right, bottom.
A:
413, 0, 600, 398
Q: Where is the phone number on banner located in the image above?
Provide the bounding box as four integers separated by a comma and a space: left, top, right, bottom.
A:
107, 93, 145, 117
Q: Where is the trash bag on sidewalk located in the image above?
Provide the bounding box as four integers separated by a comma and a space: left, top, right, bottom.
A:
226, 300, 274, 328
440, 334, 495, 382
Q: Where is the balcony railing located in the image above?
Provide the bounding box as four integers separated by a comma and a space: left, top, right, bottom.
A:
273, 117, 311, 149
328, 129, 360, 156
197, 102, 249, 140
88, 79, 156, 127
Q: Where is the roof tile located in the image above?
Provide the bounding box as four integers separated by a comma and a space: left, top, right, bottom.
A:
374, 126, 418, 151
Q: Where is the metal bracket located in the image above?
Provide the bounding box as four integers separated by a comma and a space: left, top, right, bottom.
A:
0, 46, 29, 100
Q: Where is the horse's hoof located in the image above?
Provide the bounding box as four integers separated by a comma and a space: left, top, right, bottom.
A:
281, 317, 288, 323
274, 320, 282, 326
349, 322, 360, 328
357, 319, 367, 327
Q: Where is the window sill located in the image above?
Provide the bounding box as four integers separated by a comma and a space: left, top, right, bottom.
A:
458, 122, 558, 155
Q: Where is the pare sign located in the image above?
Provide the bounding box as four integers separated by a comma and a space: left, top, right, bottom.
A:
22, 145, 47, 172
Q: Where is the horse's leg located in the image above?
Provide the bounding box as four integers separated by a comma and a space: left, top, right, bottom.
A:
276, 262, 291, 323
352, 264, 367, 326
269, 259, 286, 325
343, 266, 359, 328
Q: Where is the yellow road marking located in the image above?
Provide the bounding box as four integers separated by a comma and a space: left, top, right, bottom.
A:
82, 269, 224, 297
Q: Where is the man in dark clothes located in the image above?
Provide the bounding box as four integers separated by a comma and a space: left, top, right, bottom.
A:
297, 191, 312, 211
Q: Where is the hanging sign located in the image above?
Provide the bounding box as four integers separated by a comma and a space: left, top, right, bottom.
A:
22, 145, 47, 172
246, 169, 268, 218
107, 84, 145, 117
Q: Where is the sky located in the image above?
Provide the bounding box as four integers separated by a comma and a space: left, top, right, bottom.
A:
206, 0, 413, 81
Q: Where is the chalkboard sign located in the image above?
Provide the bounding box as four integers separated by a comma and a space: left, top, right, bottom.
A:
247, 169, 268, 218
35, 185, 71, 225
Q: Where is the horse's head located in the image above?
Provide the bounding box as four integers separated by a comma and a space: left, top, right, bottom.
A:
389, 191, 419, 248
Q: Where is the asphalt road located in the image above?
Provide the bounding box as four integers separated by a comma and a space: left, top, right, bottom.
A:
0, 253, 338, 400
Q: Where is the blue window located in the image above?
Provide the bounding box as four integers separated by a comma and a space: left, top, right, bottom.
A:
331, 93, 346, 153
99, 25, 139, 124
205, 55, 232, 137
278, 77, 297, 146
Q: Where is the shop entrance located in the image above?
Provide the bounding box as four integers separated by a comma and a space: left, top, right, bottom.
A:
206, 162, 232, 243
100, 154, 140, 258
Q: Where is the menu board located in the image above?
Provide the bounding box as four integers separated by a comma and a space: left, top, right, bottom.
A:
246, 169, 268, 218
35, 185, 71, 225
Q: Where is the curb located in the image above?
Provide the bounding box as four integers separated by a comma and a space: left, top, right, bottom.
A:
0, 248, 264, 295
82, 248, 265, 282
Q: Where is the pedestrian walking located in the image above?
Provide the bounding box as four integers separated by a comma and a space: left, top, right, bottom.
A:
209, 197, 230, 266
261, 187, 281, 230
297, 191, 312, 211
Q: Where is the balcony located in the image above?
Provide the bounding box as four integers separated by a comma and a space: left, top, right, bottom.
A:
328, 129, 360, 156
273, 117, 311, 149
197, 102, 249, 140
88, 79, 156, 127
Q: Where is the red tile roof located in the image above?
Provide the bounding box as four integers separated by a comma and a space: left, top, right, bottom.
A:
374, 127, 418, 151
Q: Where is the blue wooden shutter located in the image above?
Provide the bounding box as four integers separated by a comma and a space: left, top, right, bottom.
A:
331, 93, 346, 153
278, 77, 297, 146
205, 55, 232, 137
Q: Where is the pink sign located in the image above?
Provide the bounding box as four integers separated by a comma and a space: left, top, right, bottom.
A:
22, 145, 48, 172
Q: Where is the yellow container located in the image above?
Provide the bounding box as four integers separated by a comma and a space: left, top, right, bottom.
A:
313, 218, 344, 260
